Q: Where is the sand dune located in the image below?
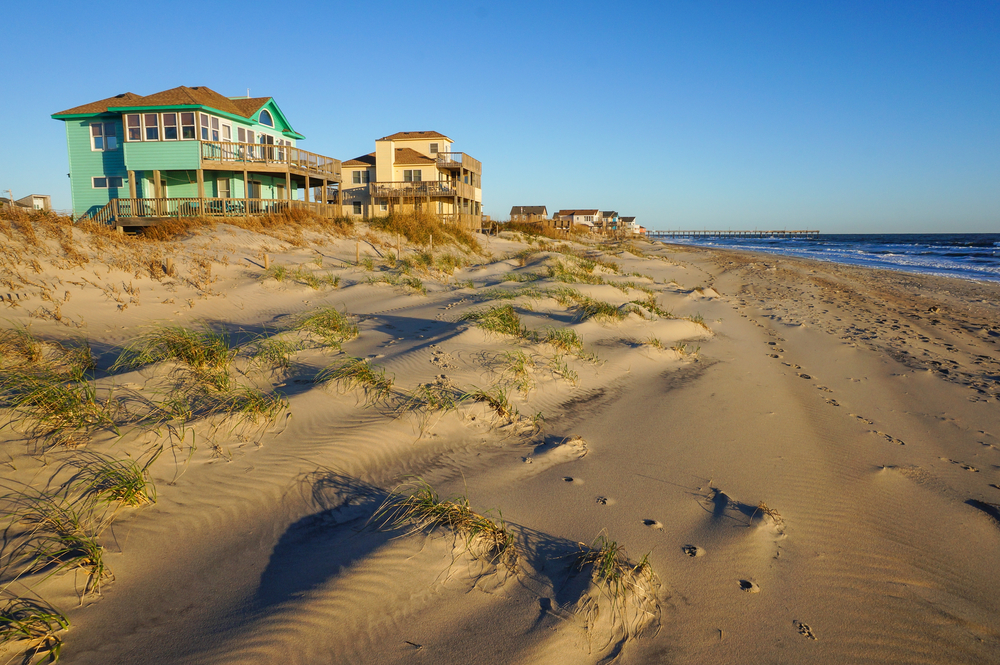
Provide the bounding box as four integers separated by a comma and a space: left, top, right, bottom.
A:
1, 218, 998, 664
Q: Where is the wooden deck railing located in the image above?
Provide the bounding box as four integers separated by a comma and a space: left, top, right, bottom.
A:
84, 197, 339, 225
435, 152, 482, 174
200, 141, 342, 180
369, 180, 478, 201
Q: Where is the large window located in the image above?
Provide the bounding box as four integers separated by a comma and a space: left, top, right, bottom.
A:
92, 176, 124, 188
351, 170, 370, 184
218, 177, 231, 199
403, 170, 421, 182
181, 113, 196, 139
90, 122, 118, 151
162, 113, 178, 140
200, 114, 210, 140
143, 114, 159, 141
259, 109, 274, 127
125, 115, 141, 141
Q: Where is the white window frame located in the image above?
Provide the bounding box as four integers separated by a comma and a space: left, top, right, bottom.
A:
352, 171, 361, 184
210, 117, 221, 142
90, 122, 118, 151
125, 114, 141, 142
222, 123, 232, 142
142, 113, 160, 141
353, 201, 362, 215
200, 113, 210, 140
259, 109, 274, 127
180, 112, 196, 140
429, 142, 438, 154
218, 177, 231, 199
162, 113, 179, 141
92, 176, 124, 189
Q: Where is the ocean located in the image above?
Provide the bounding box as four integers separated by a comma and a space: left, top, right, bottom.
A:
654, 233, 1000, 283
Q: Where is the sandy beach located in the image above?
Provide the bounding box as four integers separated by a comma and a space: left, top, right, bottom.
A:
1, 215, 999, 664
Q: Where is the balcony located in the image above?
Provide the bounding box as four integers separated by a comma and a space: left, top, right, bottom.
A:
86, 197, 339, 226
369, 180, 477, 201
200, 141, 342, 181
434, 152, 482, 174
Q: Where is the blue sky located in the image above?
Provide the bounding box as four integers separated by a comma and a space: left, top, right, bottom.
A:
2, 1, 997, 232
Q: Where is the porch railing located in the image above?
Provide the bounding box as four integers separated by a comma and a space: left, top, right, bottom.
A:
85, 197, 339, 225
435, 152, 482, 174
369, 180, 478, 200
200, 141, 342, 180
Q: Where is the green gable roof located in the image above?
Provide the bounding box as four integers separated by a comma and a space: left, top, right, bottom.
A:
52, 86, 305, 139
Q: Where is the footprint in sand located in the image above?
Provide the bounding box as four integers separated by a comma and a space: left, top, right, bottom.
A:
798, 373, 812, 380
642, 519, 663, 530
851, 414, 875, 425
739, 580, 760, 593
872, 431, 906, 445
940, 457, 979, 472
768, 353, 782, 358
562, 476, 584, 484
595, 496, 615, 505
825, 398, 840, 407
682, 545, 704, 557
794, 620, 817, 640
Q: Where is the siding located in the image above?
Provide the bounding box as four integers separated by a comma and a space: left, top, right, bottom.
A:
123, 140, 200, 171
66, 118, 127, 218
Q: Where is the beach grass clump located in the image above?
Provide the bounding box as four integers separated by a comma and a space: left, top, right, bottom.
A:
0, 369, 123, 447
194, 383, 289, 425
295, 307, 359, 348
0, 597, 69, 663
318, 357, 394, 405
265, 264, 289, 282
70, 450, 160, 508
687, 313, 710, 330
367, 273, 428, 295
543, 327, 584, 354
573, 535, 661, 639
3, 491, 111, 595
397, 381, 467, 415
502, 271, 544, 283
0, 327, 45, 366
548, 355, 579, 385
373, 479, 518, 571
247, 335, 300, 370
670, 343, 700, 357
368, 211, 480, 252
461, 305, 533, 340
578, 297, 627, 322
645, 336, 664, 350
547, 261, 606, 285
465, 385, 517, 420
112, 326, 236, 390
435, 254, 468, 273
501, 351, 535, 393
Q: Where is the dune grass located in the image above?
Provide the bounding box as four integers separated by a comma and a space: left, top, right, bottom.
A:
629, 295, 672, 318
461, 305, 533, 340
367, 273, 427, 295
548, 355, 580, 385
112, 326, 237, 390
0, 326, 44, 365
500, 351, 535, 394
465, 385, 518, 420
318, 357, 394, 405
543, 328, 584, 354
294, 307, 359, 348
69, 449, 160, 508
368, 211, 480, 252
573, 535, 661, 639
0, 368, 123, 448
373, 479, 519, 571
247, 335, 300, 370
0, 597, 69, 663
2, 491, 111, 595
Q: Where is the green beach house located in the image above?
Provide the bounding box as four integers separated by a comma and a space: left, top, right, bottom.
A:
52, 86, 342, 225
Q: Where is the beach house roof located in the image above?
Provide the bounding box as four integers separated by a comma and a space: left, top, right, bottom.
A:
393, 148, 437, 165
52, 86, 303, 139
556, 209, 599, 216
343, 152, 377, 167
510, 206, 548, 216
378, 130, 451, 142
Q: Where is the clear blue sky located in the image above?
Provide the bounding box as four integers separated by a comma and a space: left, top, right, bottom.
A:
2, 1, 997, 232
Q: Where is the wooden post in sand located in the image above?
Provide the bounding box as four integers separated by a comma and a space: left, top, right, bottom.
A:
429, 233, 433, 252
396, 233, 400, 260
263, 254, 270, 269
356, 238, 360, 265
165, 257, 174, 276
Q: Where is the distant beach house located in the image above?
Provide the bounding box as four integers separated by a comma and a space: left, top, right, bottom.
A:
341, 131, 482, 230
1, 194, 51, 212
598, 210, 619, 234
51, 86, 342, 226
554, 209, 599, 230
620, 216, 645, 235
510, 206, 547, 222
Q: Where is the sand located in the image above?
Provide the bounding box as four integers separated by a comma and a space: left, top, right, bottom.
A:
1, 219, 999, 664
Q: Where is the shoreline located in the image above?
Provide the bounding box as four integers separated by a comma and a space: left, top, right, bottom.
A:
1, 221, 998, 664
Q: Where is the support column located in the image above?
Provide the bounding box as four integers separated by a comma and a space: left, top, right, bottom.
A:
304, 175, 311, 203
152, 170, 161, 215
243, 169, 249, 215
127, 170, 136, 199
196, 169, 205, 199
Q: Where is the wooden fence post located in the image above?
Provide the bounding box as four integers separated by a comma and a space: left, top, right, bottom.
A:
396, 233, 400, 259
165, 257, 174, 276
429, 233, 433, 252
263, 254, 270, 269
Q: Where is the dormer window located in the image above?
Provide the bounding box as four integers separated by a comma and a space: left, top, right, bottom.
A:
259, 110, 274, 127
429, 143, 438, 154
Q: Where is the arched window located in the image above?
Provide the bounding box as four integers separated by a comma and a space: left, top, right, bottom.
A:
259, 110, 274, 127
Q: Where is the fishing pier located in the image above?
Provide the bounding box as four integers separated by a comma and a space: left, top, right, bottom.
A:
649, 229, 819, 239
